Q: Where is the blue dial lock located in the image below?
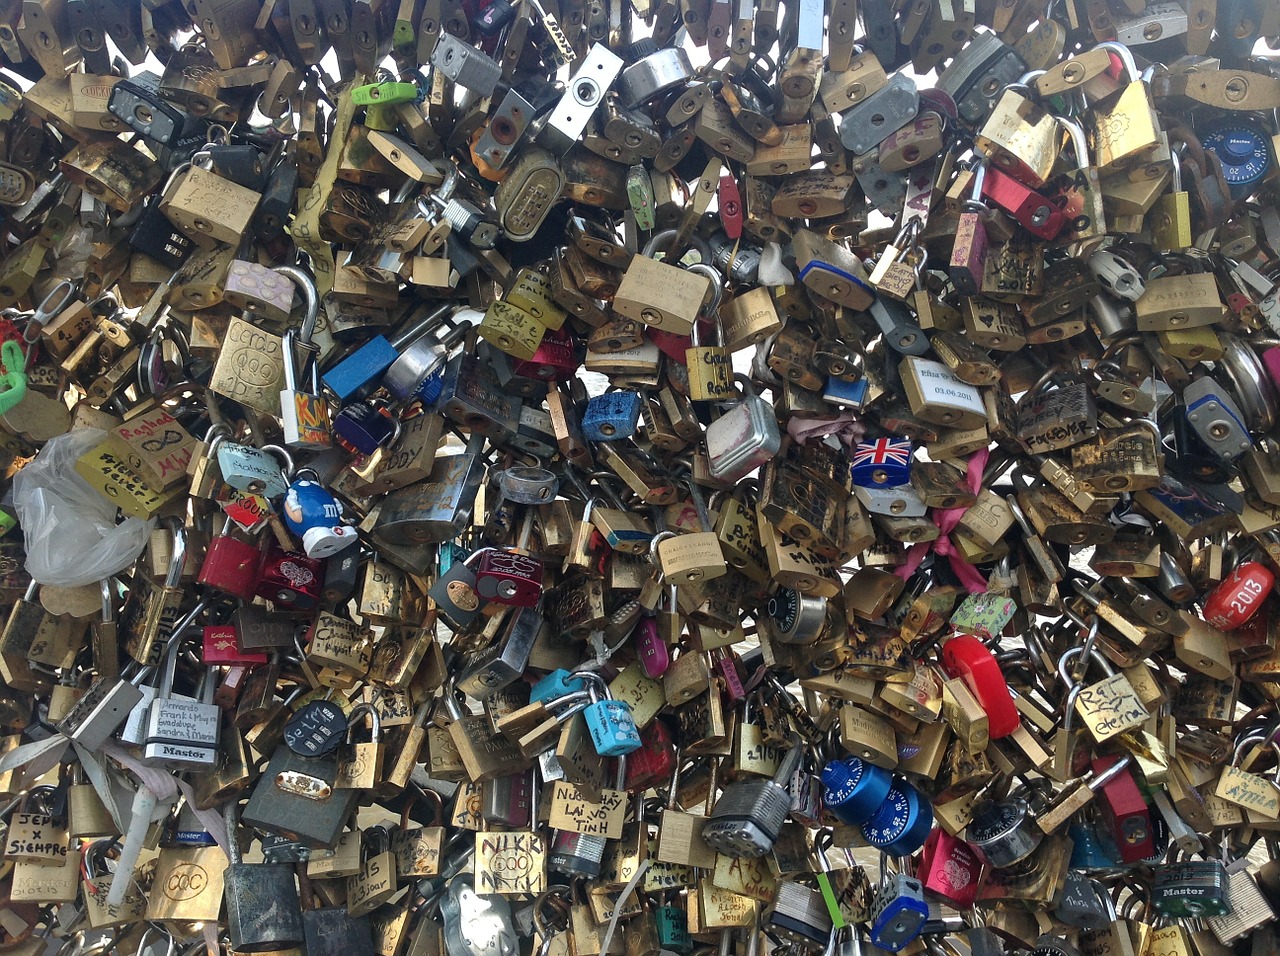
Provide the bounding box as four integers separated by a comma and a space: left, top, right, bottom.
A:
1202, 122, 1272, 199
821, 756, 893, 826
860, 781, 933, 856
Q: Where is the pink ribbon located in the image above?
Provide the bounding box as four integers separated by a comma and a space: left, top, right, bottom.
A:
786, 412, 866, 447
894, 447, 990, 594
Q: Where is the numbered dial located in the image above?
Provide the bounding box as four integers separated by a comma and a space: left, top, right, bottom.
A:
1202, 123, 1272, 198
860, 782, 933, 856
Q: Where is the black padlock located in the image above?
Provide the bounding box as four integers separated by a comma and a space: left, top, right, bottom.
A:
108, 72, 204, 147
255, 162, 299, 241
224, 801, 306, 952
301, 897, 375, 956
241, 744, 360, 848
128, 198, 194, 269
323, 547, 362, 604
65, 0, 111, 74
198, 145, 268, 192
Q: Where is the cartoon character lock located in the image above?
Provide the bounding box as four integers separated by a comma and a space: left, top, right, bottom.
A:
283, 474, 359, 558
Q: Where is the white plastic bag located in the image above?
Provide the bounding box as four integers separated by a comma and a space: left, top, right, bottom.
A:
12, 428, 154, 587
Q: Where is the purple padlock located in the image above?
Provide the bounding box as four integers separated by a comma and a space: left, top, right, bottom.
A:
283, 476, 359, 559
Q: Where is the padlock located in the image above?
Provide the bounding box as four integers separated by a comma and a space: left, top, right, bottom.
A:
223, 801, 305, 952
869, 871, 930, 952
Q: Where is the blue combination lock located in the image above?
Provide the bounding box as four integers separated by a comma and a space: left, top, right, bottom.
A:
860, 781, 933, 856
582, 390, 642, 441
1202, 121, 1273, 199
821, 756, 892, 826
851, 436, 913, 487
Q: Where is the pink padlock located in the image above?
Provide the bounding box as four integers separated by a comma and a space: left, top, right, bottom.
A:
1261, 347, 1280, 390
917, 828, 981, 907
634, 616, 670, 679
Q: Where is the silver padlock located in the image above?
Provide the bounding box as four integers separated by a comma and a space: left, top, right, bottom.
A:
838, 72, 920, 156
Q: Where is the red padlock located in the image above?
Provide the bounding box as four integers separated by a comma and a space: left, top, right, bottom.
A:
648, 327, 692, 364
917, 828, 981, 907
202, 626, 268, 665
718, 173, 743, 239
1203, 560, 1274, 631
196, 524, 262, 601
255, 543, 324, 609
474, 548, 543, 607
981, 165, 1068, 240
1091, 753, 1155, 864
513, 326, 580, 381
941, 634, 1020, 739
623, 719, 677, 792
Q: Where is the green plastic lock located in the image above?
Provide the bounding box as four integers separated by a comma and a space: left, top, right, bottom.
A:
351, 81, 419, 106
0, 340, 29, 416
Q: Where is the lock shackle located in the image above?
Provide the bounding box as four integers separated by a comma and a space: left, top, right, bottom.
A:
224, 801, 243, 865
281, 329, 303, 392
141, 925, 179, 956
401, 785, 444, 830
571, 669, 611, 700
532, 884, 573, 937
772, 734, 804, 786
1230, 734, 1270, 768
963, 155, 989, 213
685, 262, 725, 322
1094, 41, 1140, 83
1056, 642, 1113, 689
83, 838, 118, 879
260, 443, 295, 480
272, 265, 320, 346
550, 690, 594, 717
22, 279, 75, 344
1054, 115, 1091, 170
162, 518, 187, 589
345, 702, 382, 742
649, 530, 677, 566
389, 301, 458, 351
1087, 754, 1133, 791
1218, 333, 1277, 433
99, 578, 115, 624
641, 229, 712, 263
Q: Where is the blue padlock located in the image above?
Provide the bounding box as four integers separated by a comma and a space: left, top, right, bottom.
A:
530, 668, 589, 704
333, 401, 400, 455
282, 475, 359, 559
1068, 817, 1122, 872
824, 376, 868, 410
851, 437, 912, 487
322, 336, 399, 404
821, 757, 892, 826
584, 697, 642, 756
578, 673, 641, 756
869, 873, 930, 952
860, 781, 933, 856
322, 302, 456, 403
582, 390, 642, 442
